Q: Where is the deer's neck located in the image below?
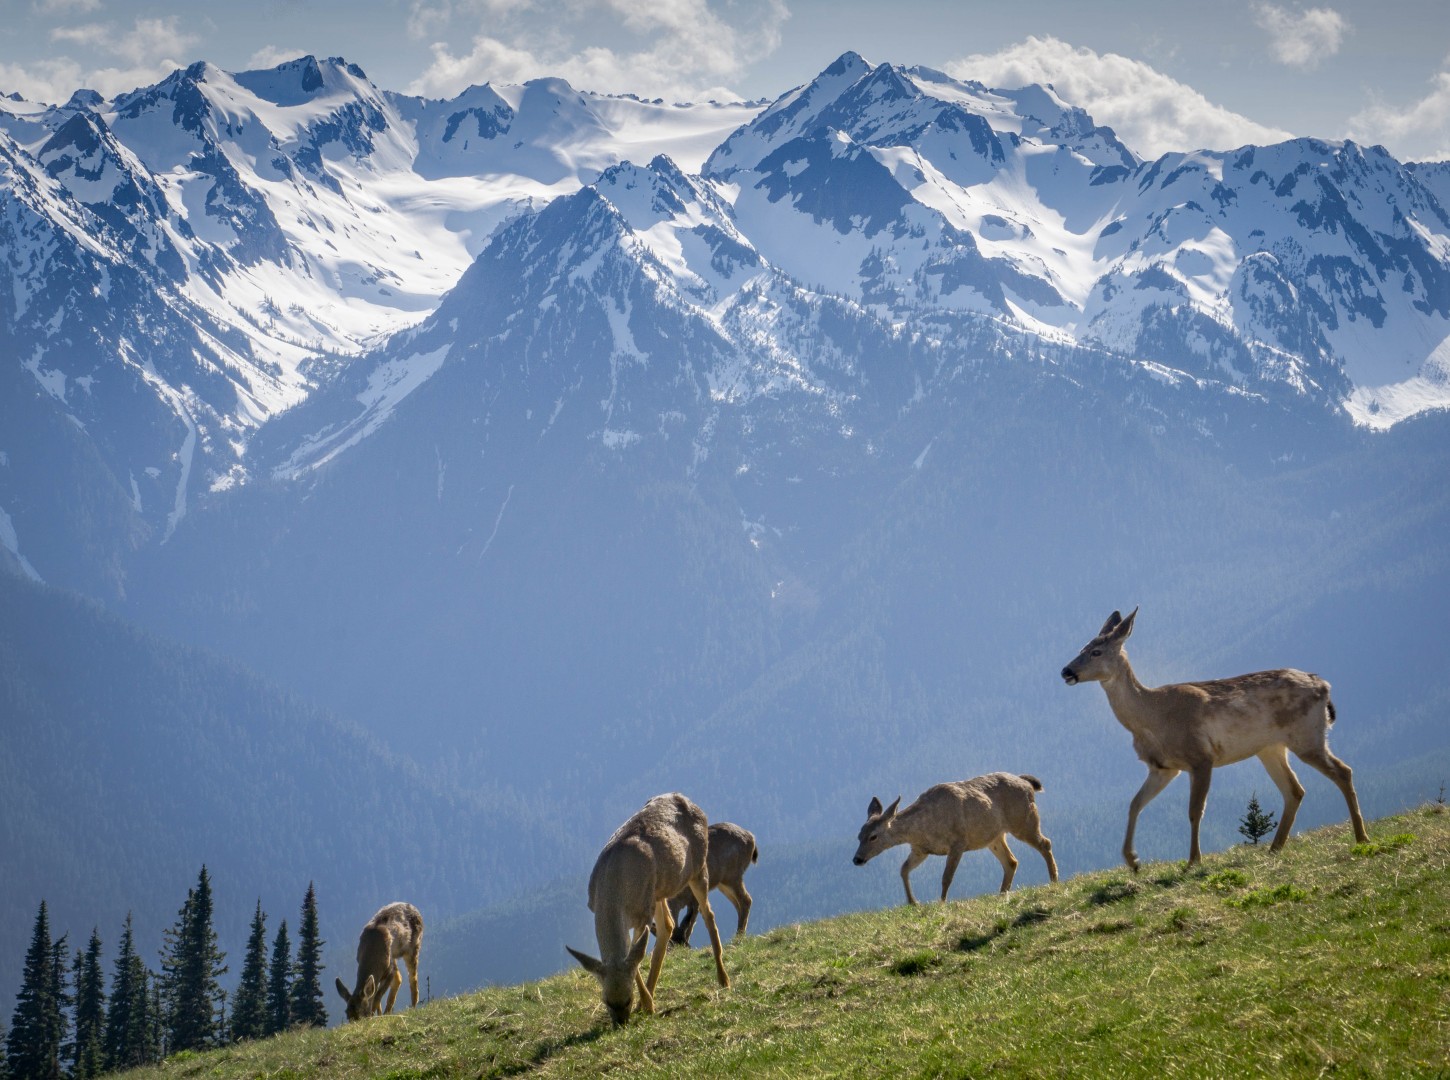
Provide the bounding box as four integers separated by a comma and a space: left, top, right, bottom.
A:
1099, 652, 1157, 734
593, 907, 633, 967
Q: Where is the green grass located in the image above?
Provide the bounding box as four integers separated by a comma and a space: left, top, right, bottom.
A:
124, 806, 1450, 1079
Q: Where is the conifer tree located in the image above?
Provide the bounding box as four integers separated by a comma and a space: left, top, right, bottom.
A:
6, 901, 64, 1080
49, 937, 71, 1074
1239, 792, 1278, 845
70, 930, 105, 1079
289, 884, 328, 1029
230, 902, 269, 1043
160, 867, 228, 1053
103, 914, 150, 1071
265, 921, 292, 1035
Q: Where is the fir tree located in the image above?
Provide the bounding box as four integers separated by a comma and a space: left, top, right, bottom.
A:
70, 929, 105, 1080
265, 921, 292, 1035
48, 940, 70, 1077
230, 902, 269, 1043
1239, 792, 1278, 845
6, 901, 64, 1080
160, 867, 228, 1053
103, 914, 149, 1071
289, 884, 328, 1029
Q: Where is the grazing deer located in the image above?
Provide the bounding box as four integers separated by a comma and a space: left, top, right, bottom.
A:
1061, 608, 1369, 871
853, 773, 1059, 904
334, 902, 423, 1022
567, 793, 730, 1024
668, 822, 758, 945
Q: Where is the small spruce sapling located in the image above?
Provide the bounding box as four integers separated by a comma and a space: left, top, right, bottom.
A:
1239, 792, 1277, 845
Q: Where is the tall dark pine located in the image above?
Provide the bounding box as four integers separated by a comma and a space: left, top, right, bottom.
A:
289, 884, 328, 1029
103, 914, 152, 1070
6, 901, 64, 1080
70, 930, 105, 1079
265, 921, 292, 1035
230, 901, 269, 1043
160, 867, 228, 1053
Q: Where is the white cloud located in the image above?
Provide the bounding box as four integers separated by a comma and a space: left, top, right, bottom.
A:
406, 0, 788, 101
245, 45, 311, 71
4, 15, 199, 103
1348, 69, 1450, 162
1253, 4, 1348, 70
946, 36, 1293, 159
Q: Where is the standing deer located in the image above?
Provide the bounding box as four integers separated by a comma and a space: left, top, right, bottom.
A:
1061, 608, 1369, 871
668, 821, 758, 945
334, 902, 423, 1022
852, 773, 1059, 904
567, 793, 730, 1024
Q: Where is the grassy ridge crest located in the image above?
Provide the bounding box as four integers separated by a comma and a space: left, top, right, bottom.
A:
126, 807, 1450, 1078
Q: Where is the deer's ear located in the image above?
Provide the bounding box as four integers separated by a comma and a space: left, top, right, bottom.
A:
1114, 607, 1138, 639
1098, 611, 1123, 637
335, 978, 351, 1002
362, 973, 376, 998
884, 796, 901, 820
625, 932, 650, 969
567, 946, 604, 976
867, 796, 883, 817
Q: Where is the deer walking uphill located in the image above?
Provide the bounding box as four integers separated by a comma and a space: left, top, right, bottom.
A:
568, 793, 730, 1024
853, 773, 1059, 904
1062, 608, 1369, 871
335, 902, 423, 1022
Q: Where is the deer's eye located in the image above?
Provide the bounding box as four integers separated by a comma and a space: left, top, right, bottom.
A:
868, 833, 878, 842
1091, 649, 1102, 656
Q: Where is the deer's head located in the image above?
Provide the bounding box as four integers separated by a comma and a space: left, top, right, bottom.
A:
852, 795, 902, 865
1062, 607, 1137, 686
566, 933, 650, 1025
334, 974, 378, 1022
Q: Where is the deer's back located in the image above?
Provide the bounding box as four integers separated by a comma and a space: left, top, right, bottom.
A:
588, 793, 708, 920
359, 902, 421, 966
706, 822, 757, 886
1150, 668, 1332, 763
907, 773, 1036, 850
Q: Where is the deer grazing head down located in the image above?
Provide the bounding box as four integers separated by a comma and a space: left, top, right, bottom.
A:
567, 793, 730, 1025
565, 937, 650, 1026
334, 902, 423, 1023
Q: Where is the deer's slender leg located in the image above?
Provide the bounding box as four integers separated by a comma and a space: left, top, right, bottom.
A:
1186, 764, 1214, 865
899, 847, 929, 905
987, 836, 1018, 892
1010, 807, 1058, 882
382, 963, 402, 1014
940, 849, 965, 901
1257, 746, 1305, 852
1124, 766, 1179, 872
687, 876, 730, 988
1297, 746, 1369, 843
644, 900, 673, 1001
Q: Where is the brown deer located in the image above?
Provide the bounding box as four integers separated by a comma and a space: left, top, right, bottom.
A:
334, 902, 423, 1021
1061, 608, 1369, 871
567, 793, 730, 1024
668, 821, 757, 945
852, 773, 1059, 904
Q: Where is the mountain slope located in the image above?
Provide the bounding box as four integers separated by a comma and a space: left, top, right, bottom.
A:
114, 806, 1450, 1077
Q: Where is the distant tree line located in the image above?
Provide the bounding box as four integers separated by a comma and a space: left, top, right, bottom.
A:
5, 870, 327, 1079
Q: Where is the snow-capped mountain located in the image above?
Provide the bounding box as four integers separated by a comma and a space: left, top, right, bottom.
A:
4, 50, 1450, 592
0, 56, 759, 580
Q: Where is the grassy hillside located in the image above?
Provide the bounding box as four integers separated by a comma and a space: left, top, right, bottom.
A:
123, 807, 1448, 1079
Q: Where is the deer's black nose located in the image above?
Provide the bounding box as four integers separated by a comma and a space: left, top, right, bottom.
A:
1061, 667, 1077, 684
852, 856, 865, 866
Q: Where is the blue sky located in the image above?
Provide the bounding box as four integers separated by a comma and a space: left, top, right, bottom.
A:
2, 0, 1448, 160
